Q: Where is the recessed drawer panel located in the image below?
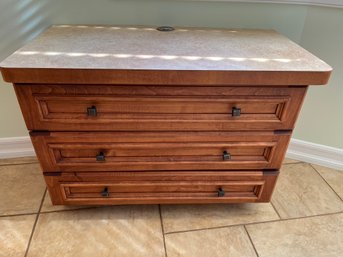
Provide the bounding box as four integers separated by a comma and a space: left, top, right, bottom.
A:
15, 84, 307, 131
31, 131, 290, 172
62, 181, 263, 200
44, 171, 279, 205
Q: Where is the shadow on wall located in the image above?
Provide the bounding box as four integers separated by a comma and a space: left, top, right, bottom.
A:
0, 0, 58, 60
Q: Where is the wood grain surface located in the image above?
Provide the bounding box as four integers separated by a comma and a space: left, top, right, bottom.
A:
14, 84, 307, 131
44, 170, 279, 205
30, 131, 291, 172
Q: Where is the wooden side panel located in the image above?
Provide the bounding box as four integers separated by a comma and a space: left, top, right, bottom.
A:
45, 171, 279, 205
14, 84, 307, 131
31, 131, 291, 172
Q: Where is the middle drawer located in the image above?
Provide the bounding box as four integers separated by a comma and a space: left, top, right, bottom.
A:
31, 131, 290, 172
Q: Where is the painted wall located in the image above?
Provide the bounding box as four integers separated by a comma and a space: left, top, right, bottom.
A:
294, 6, 343, 148
0, 0, 55, 137
0, 0, 341, 148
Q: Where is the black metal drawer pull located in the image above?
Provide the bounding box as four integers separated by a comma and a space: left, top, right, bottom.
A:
101, 187, 109, 197
218, 188, 225, 197
87, 105, 97, 116
96, 152, 105, 161
232, 107, 241, 117
223, 150, 231, 160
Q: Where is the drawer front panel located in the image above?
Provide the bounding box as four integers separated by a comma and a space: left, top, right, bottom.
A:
15, 84, 307, 131
44, 171, 279, 205
62, 182, 263, 200
36, 96, 284, 118
31, 131, 290, 172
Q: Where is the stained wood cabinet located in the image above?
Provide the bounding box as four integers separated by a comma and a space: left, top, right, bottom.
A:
0, 25, 331, 205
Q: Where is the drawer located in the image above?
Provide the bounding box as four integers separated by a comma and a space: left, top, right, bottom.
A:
15, 84, 307, 131
31, 131, 290, 172
44, 171, 279, 205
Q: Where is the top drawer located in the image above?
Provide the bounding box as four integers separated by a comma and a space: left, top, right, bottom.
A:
14, 84, 307, 131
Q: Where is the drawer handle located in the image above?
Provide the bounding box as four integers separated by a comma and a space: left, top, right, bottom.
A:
101, 187, 109, 197
232, 107, 241, 117
218, 188, 225, 197
96, 152, 105, 161
223, 150, 231, 161
87, 105, 97, 117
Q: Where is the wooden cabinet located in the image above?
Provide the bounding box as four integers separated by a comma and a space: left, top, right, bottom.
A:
0, 25, 331, 205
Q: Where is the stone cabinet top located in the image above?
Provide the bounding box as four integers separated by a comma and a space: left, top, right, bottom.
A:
0, 25, 332, 85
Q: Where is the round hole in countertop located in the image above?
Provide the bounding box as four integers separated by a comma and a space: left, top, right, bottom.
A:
156, 26, 175, 32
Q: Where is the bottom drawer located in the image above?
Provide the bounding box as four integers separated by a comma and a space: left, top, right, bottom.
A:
44, 171, 278, 205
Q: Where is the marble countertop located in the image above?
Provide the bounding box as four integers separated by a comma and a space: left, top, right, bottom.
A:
0, 25, 332, 72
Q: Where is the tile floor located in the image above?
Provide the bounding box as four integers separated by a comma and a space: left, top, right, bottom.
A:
0, 157, 342, 257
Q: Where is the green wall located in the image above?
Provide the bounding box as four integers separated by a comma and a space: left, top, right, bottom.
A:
0, 1, 341, 148
293, 6, 343, 148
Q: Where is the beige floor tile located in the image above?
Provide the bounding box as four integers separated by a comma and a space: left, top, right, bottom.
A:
40, 191, 93, 213
0, 215, 36, 257
0, 156, 38, 166
283, 158, 301, 164
246, 213, 343, 257
161, 203, 279, 233
272, 163, 343, 218
312, 164, 343, 199
0, 163, 46, 216
165, 226, 257, 257
27, 205, 165, 257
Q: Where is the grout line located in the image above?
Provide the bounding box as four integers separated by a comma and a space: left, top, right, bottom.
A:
164, 210, 343, 235
244, 210, 343, 227
282, 161, 303, 165
0, 212, 38, 218
24, 188, 47, 257
0, 161, 38, 167
40, 206, 99, 215
164, 221, 275, 236
310, 164, 343, 202
270, 201, 282, 220
158, 205, 168, 257
243, 225, 260, 257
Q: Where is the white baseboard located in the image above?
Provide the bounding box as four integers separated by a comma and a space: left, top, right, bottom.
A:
286, 138, 343, 171
0, 136, 35, 159
0, 136, 342, 171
